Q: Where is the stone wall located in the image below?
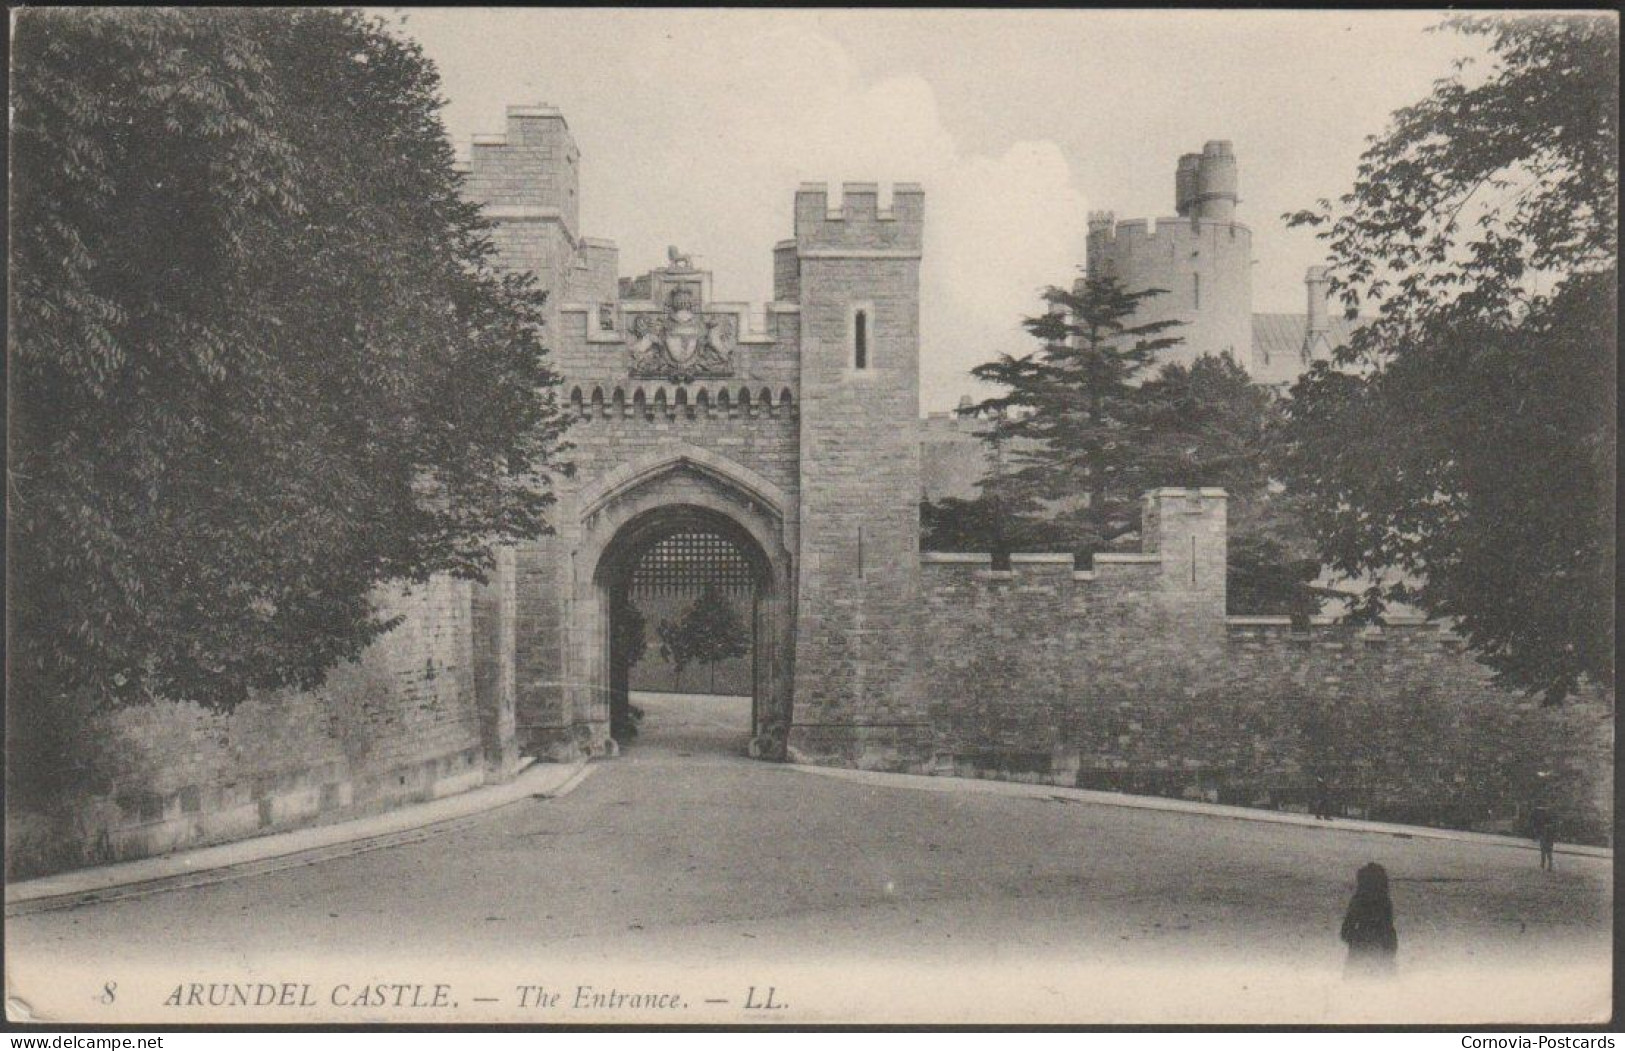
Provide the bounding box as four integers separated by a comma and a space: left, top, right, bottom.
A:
919, 412, 993, 503
917, 493, 1614, 844
8, 576, 508, 879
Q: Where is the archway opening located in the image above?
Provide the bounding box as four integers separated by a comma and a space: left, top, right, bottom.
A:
595, 505, 775, 756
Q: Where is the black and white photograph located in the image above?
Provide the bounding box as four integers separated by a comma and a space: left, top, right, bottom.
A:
4, 7, 1616, 1028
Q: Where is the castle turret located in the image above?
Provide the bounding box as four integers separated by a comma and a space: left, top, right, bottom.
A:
1086, 143, 1252, 371
463, 104, 582, 331
1175, 154, 1202, 218
1194, 140, 1238, 222
1303, 264, 1333, 362
461, 104, 591, 760
773, 239, 800, 301
791, 181, 930, 769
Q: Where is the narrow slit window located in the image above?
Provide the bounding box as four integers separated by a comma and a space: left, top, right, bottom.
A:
854, 310, 868, 370
1193, 273, 1201, 309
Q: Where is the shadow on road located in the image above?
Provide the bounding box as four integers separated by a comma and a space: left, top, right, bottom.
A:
625, 690, 752, 759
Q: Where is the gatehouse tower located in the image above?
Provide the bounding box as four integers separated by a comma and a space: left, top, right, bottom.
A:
460, 105, 931, 770
785, 183, 930, 766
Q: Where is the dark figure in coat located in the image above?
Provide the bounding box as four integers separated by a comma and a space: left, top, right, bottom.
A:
1312, 773, 1333, 821
1531, 807, 1557, 871
1340, 862, 1398, 978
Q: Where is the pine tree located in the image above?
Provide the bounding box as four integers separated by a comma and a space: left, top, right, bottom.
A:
963, 276, 1184, 557
947, 276, 1279, 564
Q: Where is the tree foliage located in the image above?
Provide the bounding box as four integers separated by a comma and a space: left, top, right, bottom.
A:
960, 276, 1185, 555
931, 278, 1281, 578
9, 8, 571, 770
657, 586, 750, 693
1279, 14, 1616, 703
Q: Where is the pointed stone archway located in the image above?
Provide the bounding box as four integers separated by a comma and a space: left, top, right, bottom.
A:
572, 450, 795, 759
598, 508, 767, 751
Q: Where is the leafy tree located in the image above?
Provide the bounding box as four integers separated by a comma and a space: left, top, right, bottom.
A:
1137, 353, 1279, 501
1280, 14, 1616, 703
920, 492, 1060, 567
658, 585, 750, 693
9, 9, 571, 797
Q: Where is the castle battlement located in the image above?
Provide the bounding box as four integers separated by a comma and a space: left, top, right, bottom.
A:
1225, 616, 1467, 655
1089, 216, 1252, 247
920, 550, 1164, 586
921, 489, 1226, 594
795, 181, 924, 255
557, 297, 797, 348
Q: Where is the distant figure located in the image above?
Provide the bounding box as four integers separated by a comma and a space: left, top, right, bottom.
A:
1312, 772, 1333, 821
1340, 862, 1398, 978
1531, 806, 1557, 871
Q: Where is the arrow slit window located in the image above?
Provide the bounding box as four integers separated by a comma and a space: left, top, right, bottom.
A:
851, 304, 872, 371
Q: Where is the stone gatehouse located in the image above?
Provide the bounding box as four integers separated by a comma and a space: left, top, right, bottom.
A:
15, 104, 1608, 879
462, 103, 931, 767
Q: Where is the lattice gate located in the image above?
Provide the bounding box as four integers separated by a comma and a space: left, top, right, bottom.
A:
628, 531, 756, 596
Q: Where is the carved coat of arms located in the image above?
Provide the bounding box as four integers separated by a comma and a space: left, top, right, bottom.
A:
628, 285, 735, 382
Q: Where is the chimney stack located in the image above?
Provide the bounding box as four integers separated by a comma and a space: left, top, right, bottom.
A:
1305, 265, 1330, 338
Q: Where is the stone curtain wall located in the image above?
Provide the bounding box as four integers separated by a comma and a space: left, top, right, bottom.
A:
1218, 621, 1613, 843
918, 511, 1613, 844
9, 577, 500, 878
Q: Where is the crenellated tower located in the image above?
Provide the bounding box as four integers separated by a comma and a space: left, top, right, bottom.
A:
462, 104, 932, 769
1086, 140, 1253, 371
460, 104, 588, 335
787, 182, 931, 769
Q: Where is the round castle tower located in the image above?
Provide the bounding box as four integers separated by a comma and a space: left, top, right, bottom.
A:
1086, 140, 1252, 372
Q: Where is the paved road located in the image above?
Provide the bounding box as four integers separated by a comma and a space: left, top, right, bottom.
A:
6, 694, 1611, 1025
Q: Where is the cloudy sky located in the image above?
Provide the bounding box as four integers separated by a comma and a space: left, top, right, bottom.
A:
395, 10, 1478, 411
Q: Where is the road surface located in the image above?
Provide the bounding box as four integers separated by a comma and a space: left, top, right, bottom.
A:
6, 693, 1610, 1025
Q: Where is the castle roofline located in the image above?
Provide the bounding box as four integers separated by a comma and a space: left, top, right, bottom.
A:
506, 103, 567, 125
1089, 215, 1253, 240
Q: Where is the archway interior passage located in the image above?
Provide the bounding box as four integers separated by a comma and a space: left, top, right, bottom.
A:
604, 515, 767, 749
